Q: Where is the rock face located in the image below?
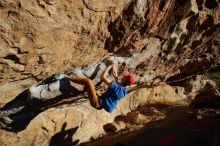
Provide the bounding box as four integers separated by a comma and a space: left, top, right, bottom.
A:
0, 0, 219, 100
1, 74, 219, 145
0, 0, 220, 146
104, 0, 220, 80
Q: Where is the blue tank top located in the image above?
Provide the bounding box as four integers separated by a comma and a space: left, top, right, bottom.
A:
99, 82, 128, 113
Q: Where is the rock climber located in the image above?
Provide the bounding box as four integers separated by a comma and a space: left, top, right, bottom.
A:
0, 57, 134, 123
58, 59, 135, 113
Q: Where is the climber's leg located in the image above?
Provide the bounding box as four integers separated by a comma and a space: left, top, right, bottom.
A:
66, 77, 101, 109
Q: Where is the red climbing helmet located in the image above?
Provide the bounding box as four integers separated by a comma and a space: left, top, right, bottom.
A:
123, 71, 135, 85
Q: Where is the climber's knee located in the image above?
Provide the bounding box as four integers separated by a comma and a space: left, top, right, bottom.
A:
85, 78, 93, 85
90, 101, 102, 110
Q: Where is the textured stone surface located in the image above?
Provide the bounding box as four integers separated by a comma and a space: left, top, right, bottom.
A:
0, 0, 219, 100
0, 0, 220, 145
84, 107, 220, 146
1, 75, 218, 145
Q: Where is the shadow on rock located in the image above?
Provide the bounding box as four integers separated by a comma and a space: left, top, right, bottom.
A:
49, 122, 79, 146
190, 83, 220, 108
0, 76, 85, 132
86, 104, 220, 146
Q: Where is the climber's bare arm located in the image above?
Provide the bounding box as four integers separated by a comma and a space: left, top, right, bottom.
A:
118, 62, 126, 75
101, 64, 113, 86
127, 88, 133, 94
112, 64, 119, 82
